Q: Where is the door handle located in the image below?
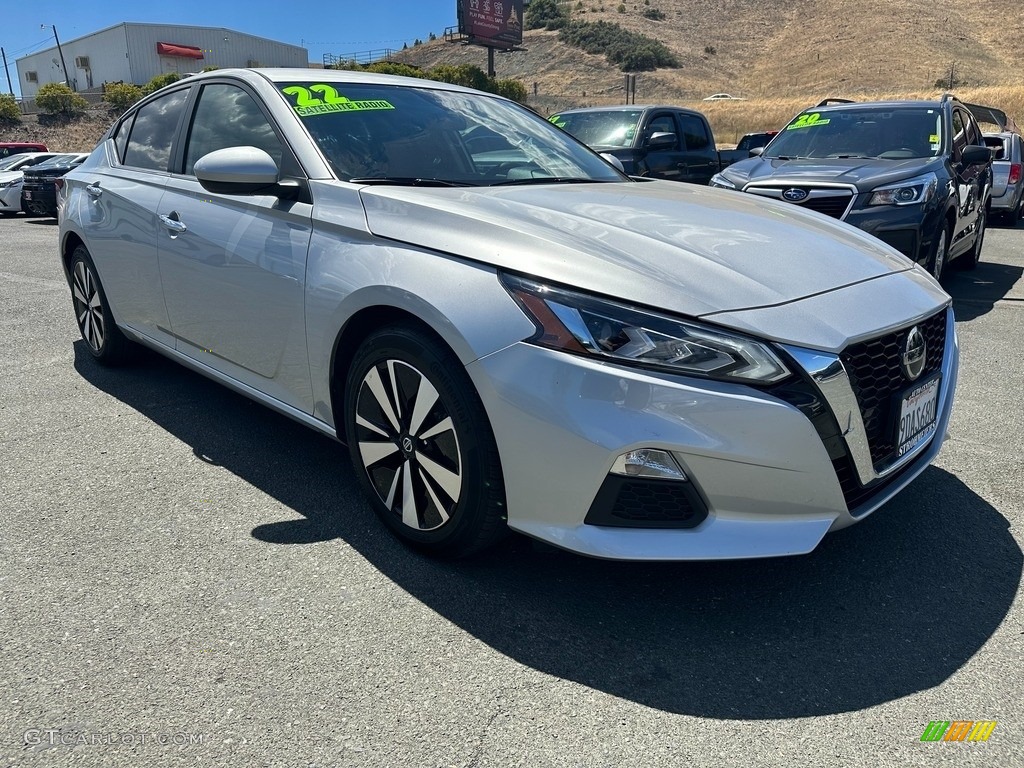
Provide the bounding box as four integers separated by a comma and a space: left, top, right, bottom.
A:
159, 212, 187, 233
86, 183, 102, 198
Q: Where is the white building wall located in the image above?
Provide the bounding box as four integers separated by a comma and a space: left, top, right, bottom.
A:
15, 23, 307, 98
16, 25, 132, 98
125, 23, 307, 84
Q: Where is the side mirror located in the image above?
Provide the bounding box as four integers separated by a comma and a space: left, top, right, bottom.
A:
749, 147, 765, 157
646, 131, 677, 150
600, 152, 625, 172
961, 145, 992, 166
194, 146, 280, 195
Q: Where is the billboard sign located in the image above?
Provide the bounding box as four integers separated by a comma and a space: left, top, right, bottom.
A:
458, 0, 524, 48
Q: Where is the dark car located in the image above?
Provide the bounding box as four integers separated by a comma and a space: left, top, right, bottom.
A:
710, 95, 992, 281
549, 105, 722, 184
735, 131, 778, 152
21, 153, 88, 217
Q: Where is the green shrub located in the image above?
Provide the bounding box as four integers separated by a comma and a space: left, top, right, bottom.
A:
617, 4, 626, 12
493, 79, 528, 103
0, 93, 20, 124
429, 64, 492, 91
142, 72, 183, 95
642, 7, 665, 19
526, 0, 567, 29
360, 62, 425, 78
103, 82, 143, 114
35, 82, 89, 115
559, 21, 679, 70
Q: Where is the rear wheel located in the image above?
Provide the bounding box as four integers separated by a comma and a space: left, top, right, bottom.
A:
344, 325, 507, 557
69, 245, 133, 364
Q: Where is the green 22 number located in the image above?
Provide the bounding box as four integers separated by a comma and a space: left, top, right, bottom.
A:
281, 84, 350, 108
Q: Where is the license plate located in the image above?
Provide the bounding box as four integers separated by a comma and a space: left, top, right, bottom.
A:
896, 375, 940, 457
23, 192, 32, 199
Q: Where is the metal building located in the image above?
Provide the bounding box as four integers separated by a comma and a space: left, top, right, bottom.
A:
15, 22, 308, 98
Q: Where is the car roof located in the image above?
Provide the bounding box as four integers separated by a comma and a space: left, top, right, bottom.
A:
553, 105, 703, 116
191, 67, 488, 97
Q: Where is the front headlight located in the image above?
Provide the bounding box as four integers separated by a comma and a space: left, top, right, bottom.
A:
501, 274, 791, 384
0, 179, 17, 188
868, 172, 938, 206
709, 173, 737, 190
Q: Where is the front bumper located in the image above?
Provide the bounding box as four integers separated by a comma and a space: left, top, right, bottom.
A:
842, 200, 942, 267
21, 187, 57, 216
468, 309, 957, 561
0, 184, 23, 212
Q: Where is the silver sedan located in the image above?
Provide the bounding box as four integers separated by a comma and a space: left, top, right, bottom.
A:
58, 69, 958, 560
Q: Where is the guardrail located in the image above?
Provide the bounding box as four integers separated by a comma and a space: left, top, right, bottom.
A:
323, 49, 396, 68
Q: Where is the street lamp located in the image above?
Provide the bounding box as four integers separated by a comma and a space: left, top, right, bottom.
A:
41, 24, 70, 88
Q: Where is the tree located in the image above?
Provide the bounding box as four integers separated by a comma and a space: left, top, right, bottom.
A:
526, 0, 567, 29
34, 83, 89, 116
102, 82, 143, 115
0, 93, 20, 124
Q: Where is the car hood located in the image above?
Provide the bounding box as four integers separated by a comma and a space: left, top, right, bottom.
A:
724, 156, 944, 192
357, 179, 914, 317
0, 170, 24, 182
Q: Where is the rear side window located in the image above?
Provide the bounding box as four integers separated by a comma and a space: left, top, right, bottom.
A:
183, 84, 285, 175
677, 114, 711, 151
123, 88, 190, 171
112, 115, 133, 163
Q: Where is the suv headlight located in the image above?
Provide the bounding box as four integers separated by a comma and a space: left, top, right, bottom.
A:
868, 172, 938, 206
709, 173, 737, 190
501, 274, 790, 384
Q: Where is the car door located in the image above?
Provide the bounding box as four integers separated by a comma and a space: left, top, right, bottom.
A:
675, 112, 719, 185
636, 112, 687, 180
76, 86, 191, 348
949, 108, 987, 253
156, 80, 315, 413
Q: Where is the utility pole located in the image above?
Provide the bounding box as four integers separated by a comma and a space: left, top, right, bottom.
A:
43, 24, 71, 88
1, 47, 13, 96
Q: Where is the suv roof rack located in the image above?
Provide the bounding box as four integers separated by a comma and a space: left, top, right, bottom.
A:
815, 98, 856, 107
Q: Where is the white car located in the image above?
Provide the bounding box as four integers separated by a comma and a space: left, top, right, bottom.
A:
0, 152, 58, 214
58, 69, 958, 560
702, 93, 745, 101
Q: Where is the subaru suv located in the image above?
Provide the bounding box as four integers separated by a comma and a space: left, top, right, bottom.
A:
711, 95, 992, 281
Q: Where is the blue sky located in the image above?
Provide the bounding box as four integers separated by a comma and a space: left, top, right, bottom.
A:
0, 1, 458, 97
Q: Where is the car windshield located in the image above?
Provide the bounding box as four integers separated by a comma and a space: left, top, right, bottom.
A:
548, 110, 643, 149
276, 82, 626, 186
0, 154, 31, 171
764, 107, 944, 160
33, 153, 78, 169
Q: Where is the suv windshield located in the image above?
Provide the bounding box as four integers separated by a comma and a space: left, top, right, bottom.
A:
764, 107, 944, 160
277, 83, 626, 186
549, 110, 643, 149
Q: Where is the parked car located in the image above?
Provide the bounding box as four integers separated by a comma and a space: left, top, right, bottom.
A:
549, 105, 728, 184
59, 68, 957, 561
711, 95, 992, 281
735, 131, 778, 152
21, 153, 88, 217
0, 152, 58, 215
703, 93, 744, 101
982, 131, 1023, 224
0, 141, 48, 160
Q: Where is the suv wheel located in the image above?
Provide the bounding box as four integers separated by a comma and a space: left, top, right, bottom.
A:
959, 208, 986, 271
928, 226, 949, 282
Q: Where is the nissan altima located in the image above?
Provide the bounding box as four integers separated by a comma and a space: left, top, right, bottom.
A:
57, 69, 958, 560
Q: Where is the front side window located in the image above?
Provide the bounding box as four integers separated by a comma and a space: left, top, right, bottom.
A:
184, 84, 285, 175
765, 107, 944, 160
123, 88, 190, 171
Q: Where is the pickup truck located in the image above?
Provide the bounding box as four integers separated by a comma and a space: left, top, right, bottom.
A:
549, 105, 754, 185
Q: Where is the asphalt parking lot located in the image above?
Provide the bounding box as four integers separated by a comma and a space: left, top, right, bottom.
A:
1, 212, 1022, 768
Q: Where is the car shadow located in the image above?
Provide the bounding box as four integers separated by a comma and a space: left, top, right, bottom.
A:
944, 260, 1024, 321
73, 341, 1022, 720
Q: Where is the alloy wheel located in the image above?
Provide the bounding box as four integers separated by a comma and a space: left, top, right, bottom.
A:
931, 228, 948, 282
354, 359, 463, 531
72, 260, 105, 352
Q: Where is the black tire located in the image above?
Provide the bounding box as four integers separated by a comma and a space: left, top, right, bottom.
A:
959, 208, 986, 271
344, 325, 507, 557
927, 225, 950, 283
69, 245, 133, 365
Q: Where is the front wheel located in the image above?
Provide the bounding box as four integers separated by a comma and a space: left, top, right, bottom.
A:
959, 208, 986, 271
344, 325, 507, 557
927, 226, 950, 282
69, 245, 133, 364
